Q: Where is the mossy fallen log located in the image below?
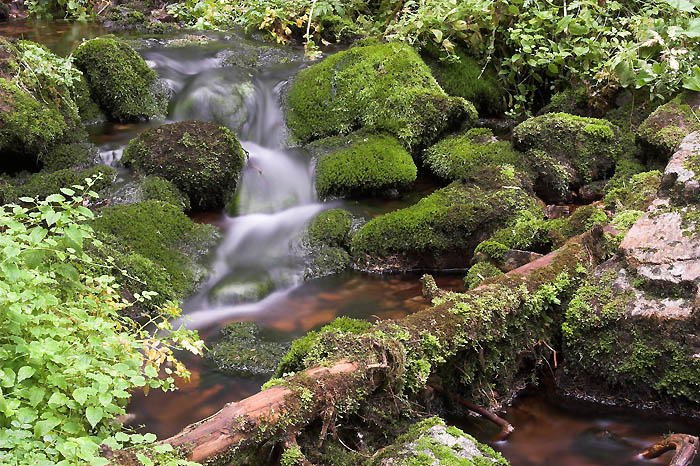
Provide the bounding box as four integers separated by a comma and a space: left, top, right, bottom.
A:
107, 227, 611, 465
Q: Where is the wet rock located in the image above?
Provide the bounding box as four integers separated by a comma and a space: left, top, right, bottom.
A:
106, 175, 190, 211
302, 209, 353, 279
513, 112, 623, 203
216, 40, 303, 69
638, 92, 700, 159
577, 180, 606, 203
501, 249, 545, 272
350, 167, 542, 272
286, 41, 476, 150
561, 132, 700, 412
312, 132, 417, 199
206, 322, 290, 377
372, 417, 509, 466
422, 128, 526, 181
72, 37, 169, 122
122, 120, 246, 210
209, 273, 276, 306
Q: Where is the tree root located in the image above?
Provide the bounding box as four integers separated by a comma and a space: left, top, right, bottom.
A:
429, 384, 514, 440
642, 434, 698, 466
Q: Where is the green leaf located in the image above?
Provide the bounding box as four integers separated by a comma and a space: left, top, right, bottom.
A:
16, 366, 35, 383
85, 406, 103, 428
73, 387, 92, 405
48, 392, 70, 407
143, 433, 157, 443
682, 67, 700, 92
144, 365, 158, 378
34, 417, 61, 436
18, 196, 35, 203
45, 210, 61, 226
45, 193, 66, 203
59, 188, 75, 196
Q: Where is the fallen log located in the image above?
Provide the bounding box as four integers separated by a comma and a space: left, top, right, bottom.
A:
109, 227, 611, 464
642, 434, 699, 466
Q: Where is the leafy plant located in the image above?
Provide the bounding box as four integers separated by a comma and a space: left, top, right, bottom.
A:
26, 0, 93, 20
0, 176, 202, 465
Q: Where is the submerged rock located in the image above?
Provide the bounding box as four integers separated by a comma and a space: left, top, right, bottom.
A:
637, 92, 700, 159
423, 128, 526, 181
513, 112, 623, 203
313, 133, 417, 199
209, 273, 276, 306
350, 167, 542, 272
286, 42, 476, 150
372, 417, 509, 466
122, 120, 246, 210
560, 132, 700, 412
206, 322, 290, 376
72, 37, 169, 122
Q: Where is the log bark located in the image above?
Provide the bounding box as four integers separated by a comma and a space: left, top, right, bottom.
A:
642, 434, 699, 466
108, 227, 610, 464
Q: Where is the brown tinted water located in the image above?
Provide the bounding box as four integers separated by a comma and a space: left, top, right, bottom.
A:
3, 19, 698, 465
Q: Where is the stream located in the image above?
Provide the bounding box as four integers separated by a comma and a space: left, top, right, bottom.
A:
2, 20, 698, 466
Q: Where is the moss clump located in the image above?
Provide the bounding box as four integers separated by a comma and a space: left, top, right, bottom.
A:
91, 200, 218, 298
423, 128, 526, 181
428, 50, 505, 116
307, 209, 353, 248
0, 165, 115, 204
122, 121, 246, 210
350, 168, 541, 271
315, 133, 417, 199
562, 264, 700, 406
539, 86, 591, 116
603, 170, 661, 211
41, 141, 99, 172
72, 37, 168, 122
275, 317, 373, 377
463, 262, 503, 291
206, 322, 290, 376
70, 74, 104, 124
286, 42, 476, 150
637, 92, 700, 159
140, 175, 191, 211
513, 112, 623, 201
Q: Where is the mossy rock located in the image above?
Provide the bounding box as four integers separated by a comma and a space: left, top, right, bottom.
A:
423, 128, 527, 181
371, 417, 510, 466
42, 141, 100, 172
286, 42, 476, 150
561, 260, 700, 409
209, 273, 276, 306
513, 112, 623, 202
274, 317, 373, 377
307, 209, 353, 248
0, 39, 88, 173
463, 261, 503, 291
71, 73, 105, 125
428, 49, 505, 116
539, 86, 592, 116
603, 170, 661, 211
206, 322, 290, 376
604, 94, 662, 133
637, 92, 700, 159
303, 209, 354, 279
350, 167, 542, 272
72, 36, 169, 122
122, 120, 246, 210
107, 175, 191, 211
0, 165, 115, 204
91, 200, 218, 299
315, 133, 417, 199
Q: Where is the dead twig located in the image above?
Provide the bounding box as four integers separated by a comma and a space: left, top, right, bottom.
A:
642, 434, 698, 466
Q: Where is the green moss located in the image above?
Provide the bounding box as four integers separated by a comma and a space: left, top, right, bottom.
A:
140, 175, 190, 211
91, 200, 218, 298
513, 112, 623, 199
1, 165, 115, 203
42, 141, 98, 172
274, 317, 372, 377
423, 128, 526, 181
307, 209, 353, 248
71, 73, 104, 124
122, 121, 246, 210
286, 42, 476, 150
315, 133, 417, 199
604, 95, 661, 133
637, 92, 700, 158
350, 170, 541, 271
280, 444, 306, 466
603, 170, 661, 211
206, 322, 290, 376
429, 50, 504, 115
72, 37, 168, 122
463, 262, 503, 290
540, 86, 590, 115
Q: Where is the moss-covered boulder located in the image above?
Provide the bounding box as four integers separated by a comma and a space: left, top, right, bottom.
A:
0, 39, 91, 173
72, 37, 169, 122
303, 209, 354, 279
371, 417, 509, 466
350, 167, 542, 272
539, 86, 593, 116
463, 261, 503, 291
286, 42, 476, 150
428, 49, 505, 116
206, 322, 290, 376
513, 112, 623, 202
122, 120, 246, 210
423, 128, 526, 181
314, 133, 417, 199
107, 175, 191, 211
637, 92, 700, 159
603, 170, 661, 212
92, 200, 218, 301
